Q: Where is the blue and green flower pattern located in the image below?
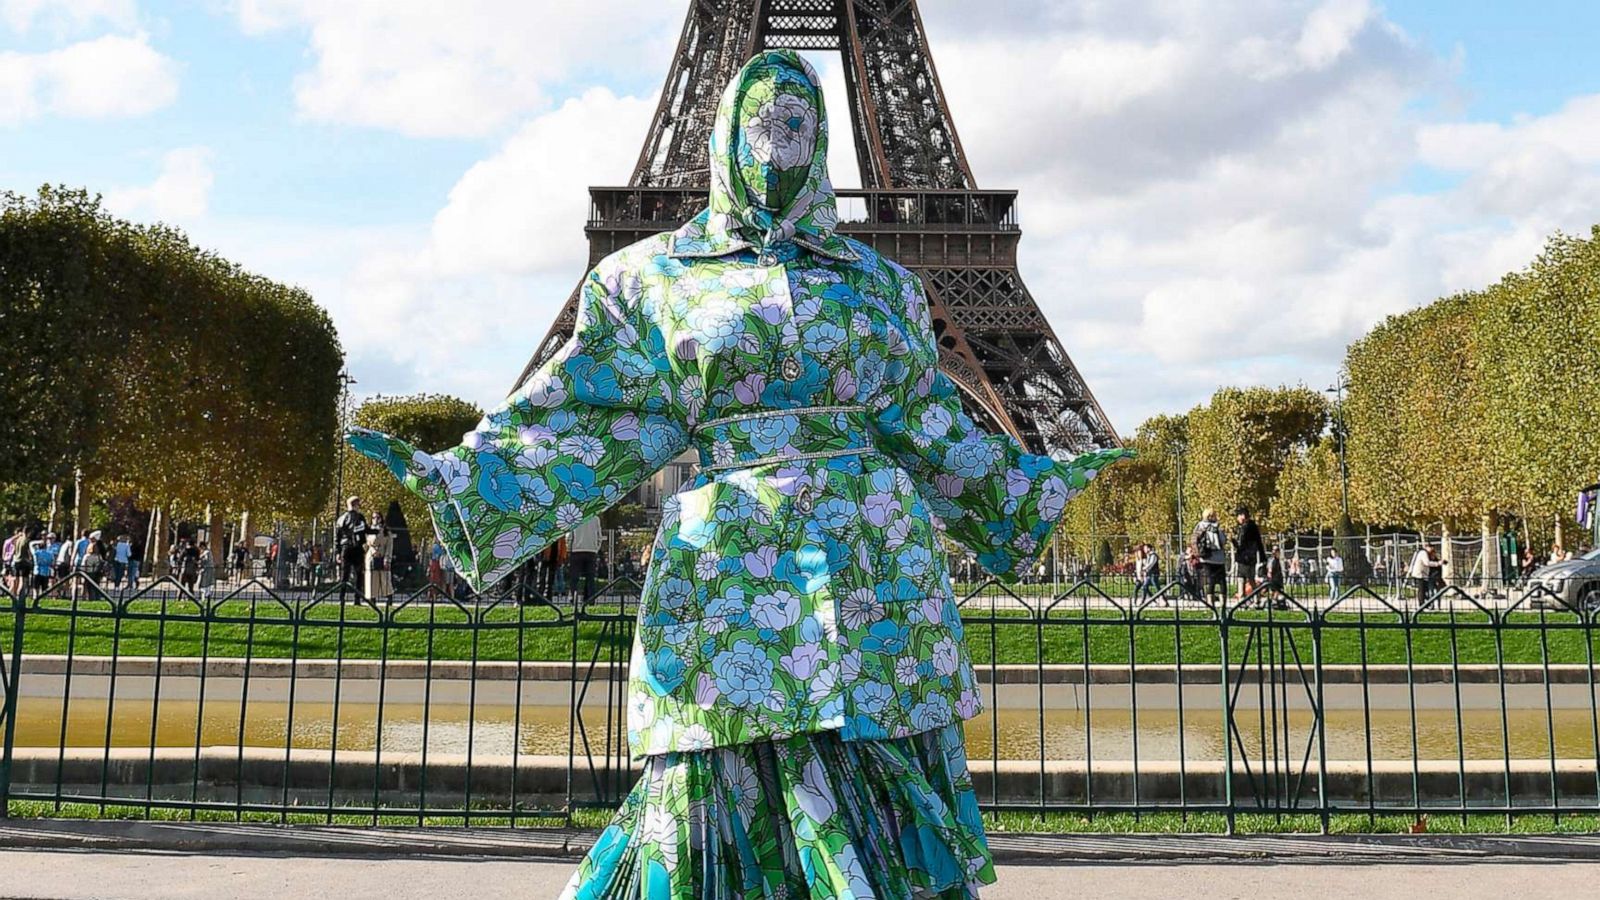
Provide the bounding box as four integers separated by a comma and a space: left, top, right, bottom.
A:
347, 50, 1130, 761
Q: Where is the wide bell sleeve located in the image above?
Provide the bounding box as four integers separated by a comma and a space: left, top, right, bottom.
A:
346, 265, 689, 591
871, 271, 1133, 582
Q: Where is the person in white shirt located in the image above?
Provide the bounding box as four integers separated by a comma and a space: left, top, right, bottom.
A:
1325, 548, 1344, 601
568, 517, 603, 603
1407, 544, 1444, 605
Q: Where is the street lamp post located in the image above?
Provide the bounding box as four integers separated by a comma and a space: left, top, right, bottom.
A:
1325, 375, 1361, 585
1326, 376, 1351, 522
334, 370, 357, 517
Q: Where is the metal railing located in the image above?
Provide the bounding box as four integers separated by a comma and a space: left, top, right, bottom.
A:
1, 573, 1597, 831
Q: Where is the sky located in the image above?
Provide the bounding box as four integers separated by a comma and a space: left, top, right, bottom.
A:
5, 0, 1600, 435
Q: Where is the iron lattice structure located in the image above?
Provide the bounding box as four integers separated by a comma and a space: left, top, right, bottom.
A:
517, 0, 1119, 453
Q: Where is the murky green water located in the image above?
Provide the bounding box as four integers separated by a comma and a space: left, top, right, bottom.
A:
13, 697, 1599, 762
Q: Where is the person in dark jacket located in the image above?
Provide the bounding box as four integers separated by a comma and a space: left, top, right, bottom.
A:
1231, 506, 1265, 601
1265, 546, 1288, 610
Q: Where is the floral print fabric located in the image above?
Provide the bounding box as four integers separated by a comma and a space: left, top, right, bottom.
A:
347, 49, 1131, 758
558, 723, 995, 900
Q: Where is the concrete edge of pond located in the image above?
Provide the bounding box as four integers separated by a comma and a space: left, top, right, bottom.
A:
3, 819, 1600, 863
19, 656, 1600, 685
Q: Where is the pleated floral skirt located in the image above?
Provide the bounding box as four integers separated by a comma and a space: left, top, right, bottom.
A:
558, 723, 996, 899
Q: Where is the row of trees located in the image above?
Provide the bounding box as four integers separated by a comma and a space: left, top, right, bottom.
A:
1, 187, 343, 536
1061, 386, 1330, 545
1066, 227, 1600, 560
1346, 229, 1600, 533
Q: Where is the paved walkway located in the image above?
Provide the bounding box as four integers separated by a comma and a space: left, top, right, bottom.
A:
1, 851, 1598, 899
3, 823, 1600, 899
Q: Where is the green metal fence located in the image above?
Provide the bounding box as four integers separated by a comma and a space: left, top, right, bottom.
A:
1, 573, 1597, 831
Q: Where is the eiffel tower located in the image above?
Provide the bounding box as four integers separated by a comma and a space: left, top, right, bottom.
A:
516, 0, 1119, 454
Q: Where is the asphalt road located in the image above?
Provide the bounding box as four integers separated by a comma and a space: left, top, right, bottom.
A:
1, 851, 1598, 900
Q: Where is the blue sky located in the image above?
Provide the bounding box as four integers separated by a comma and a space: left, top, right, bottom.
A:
5, 1, 1600, 431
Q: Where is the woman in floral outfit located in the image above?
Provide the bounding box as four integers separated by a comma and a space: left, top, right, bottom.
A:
350, 50, 1128, 899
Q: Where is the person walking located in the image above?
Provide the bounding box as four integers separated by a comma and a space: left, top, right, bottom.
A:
334, 496, 369, 600
1192, 508, 1227, 603
346, 49, 1131, 900
1326, 547, 1344, 601
1230, 506, 1265, 602
1133, 543, 1161, 604
567, 516, 602, 604
1265, 546, 1288, 610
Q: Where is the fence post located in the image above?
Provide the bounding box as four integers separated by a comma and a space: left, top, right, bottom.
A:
0, 598, 26, 818
1218, 602, 1235, 834
1312, 611, 1330, 833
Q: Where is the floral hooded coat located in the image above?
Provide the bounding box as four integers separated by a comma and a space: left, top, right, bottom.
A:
349, 49, 1129, 759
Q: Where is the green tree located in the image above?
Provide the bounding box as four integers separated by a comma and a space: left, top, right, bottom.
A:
1477, 229, 1600, 522
338, 394, 484, 531
0, 187, 343, 522
1183, 386, 1327, 525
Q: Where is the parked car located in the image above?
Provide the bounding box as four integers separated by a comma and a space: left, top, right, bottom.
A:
1528, 547, 1600, 611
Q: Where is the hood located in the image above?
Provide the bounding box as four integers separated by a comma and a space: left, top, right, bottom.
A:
670, 49, 854, 261
1536, 558, 1600, 579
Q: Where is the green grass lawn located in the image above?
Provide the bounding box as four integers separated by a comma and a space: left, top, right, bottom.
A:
9, 799, 1597, 835
3, 596, 1598, 667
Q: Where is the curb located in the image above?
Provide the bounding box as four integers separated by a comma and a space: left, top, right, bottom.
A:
3, 820, 1600, 863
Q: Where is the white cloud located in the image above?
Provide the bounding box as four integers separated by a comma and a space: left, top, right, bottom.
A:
0, 32, 178, 124
229, 0, 1600, 434
235, 0, 677, 138
902, 0, 1600, 428
1, 0, 136, 35
280, 87, 657, 404
430, 87, 656, 275
104, 147, 215, 223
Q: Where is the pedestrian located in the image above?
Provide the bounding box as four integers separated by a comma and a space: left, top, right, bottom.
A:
1287, 553, 1302, 587
1192, 508, 1227, 603
32, 536, 55, 596
1230, 506, 1264, 601
176, 539, 200, 593
80, 535, 106, 593
427, 541, 445, 591
111, 534, 131, 590
365, 517, 393, 600
197, 541, 216, 600
13, 531, 36, 599
1181, 543, 1205, 604
1265, 546, 1288, 610
1326, 547, 1344, 600
567, 517, 602, 605
2, 526, 21, 596
126, 536, 143, 591
1407, 543, 1442, 605
334, 496, 369, 600
1133, 543, 1160, 603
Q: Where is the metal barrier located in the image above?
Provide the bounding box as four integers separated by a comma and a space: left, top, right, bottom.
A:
0, 573, 1596, 831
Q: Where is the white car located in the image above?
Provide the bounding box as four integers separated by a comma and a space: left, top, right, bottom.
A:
1528, 547, 1600, 612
